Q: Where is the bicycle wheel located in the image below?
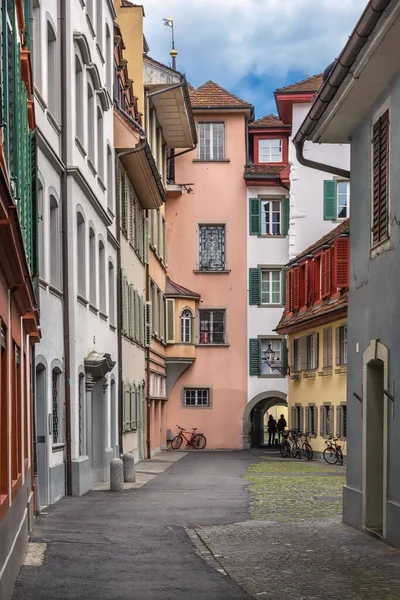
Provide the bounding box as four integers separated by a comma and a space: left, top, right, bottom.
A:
279, 442, 290, 458
291, 442, 300, 459
323, 447, 338, 464
191, 434, 207, 449
337, 449, 344, 466
171, 435, 183, 450
302, 442, 313, 461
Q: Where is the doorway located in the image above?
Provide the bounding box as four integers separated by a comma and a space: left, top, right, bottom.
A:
35, 363, 48, 507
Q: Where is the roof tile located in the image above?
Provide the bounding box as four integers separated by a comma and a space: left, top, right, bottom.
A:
244, 164, 286, 177
288, 218, 349, 266
189, 80, 252, 109
276, 291, 348, 332
276, 74, 323, 94
165, 276, 200, 299
250, 114, 288, 128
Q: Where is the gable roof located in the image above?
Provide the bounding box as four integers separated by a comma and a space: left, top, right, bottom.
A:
276, 74, 323, 94
249, 114, 288, 128
165, 277, 200, 299
288, 218, 350, 267
189, 80, 252, 109
244, 164, 286, 178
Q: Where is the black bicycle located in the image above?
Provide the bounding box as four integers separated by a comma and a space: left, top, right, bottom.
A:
279, 431, 291, 458
323, 437, 343, 465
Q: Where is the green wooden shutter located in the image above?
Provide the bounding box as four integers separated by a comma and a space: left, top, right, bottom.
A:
281, 270, 286, 306
323, 180, 337, 220
282, 198, 290, 235
31, 129, 39, 278
249, 339, 261, 376
249, 268, 261, 305
249, 198, 261, 235
281, 338, 288, 369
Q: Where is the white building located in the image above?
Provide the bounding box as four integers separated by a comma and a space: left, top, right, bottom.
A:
33, 0, 118, 503
245, 75, 350, 448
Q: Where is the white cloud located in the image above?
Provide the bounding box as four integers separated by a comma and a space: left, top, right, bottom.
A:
139, 0, 367, 114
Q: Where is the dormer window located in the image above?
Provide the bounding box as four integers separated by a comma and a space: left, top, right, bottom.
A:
259, 139, 282, 163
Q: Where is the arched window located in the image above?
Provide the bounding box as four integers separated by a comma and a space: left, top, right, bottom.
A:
97, 107, 104, 180
50, 195, 61, 288
75, 54, 84, 142
87, 0, 94, 25
98, 239, 106, 313
38, 179, 44, 279
77, 212, 86, 297
33, 1, 41, 90
106, 24, 112, 94
47, 19, 58, 119
180, 309, 192, 343
108, 261, 115, 325
87, 83, 95, 163
107, 145, 113, 211
89, 227, 96, 305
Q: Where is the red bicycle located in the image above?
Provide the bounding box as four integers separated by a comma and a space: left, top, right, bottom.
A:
171, 425, 207, 450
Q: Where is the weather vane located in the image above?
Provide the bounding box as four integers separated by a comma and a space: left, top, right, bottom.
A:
163, 17, 177, 70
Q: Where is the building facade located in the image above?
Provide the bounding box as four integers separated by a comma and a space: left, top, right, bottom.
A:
294, 0, 400, 548
276, 221, 349, 458
0, 2, 40, 598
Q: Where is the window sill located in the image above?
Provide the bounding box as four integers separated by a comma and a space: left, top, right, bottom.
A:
86, 13, 95, 38
193, 269, 231, 275
98, 176, 106, 192
48, 284, 63, 299
96, 42, 105, 64
257, 234, 286, 239
290, 373, 301, 380
46, 110, 61, 135
370, 237, 390, 260
109, 324, 116, 332
75, 137, 87, 158
258, 374, 285, 379
303, 371, 317, 379
52, 443, 65, 452
196, 343, 230, 348
192, 159, 230, 163
34, 86, 47, 111
99, 311, 108, 321
88, 158, 97, 177
183, 404, 211, 409
318, 370, 333, 377
77, 294, 89, 307
107, 206, 115, 219
39, 278, 48, 289
335, 366, 347, 375
89, 304, 99, 315
256, 304, 284, 309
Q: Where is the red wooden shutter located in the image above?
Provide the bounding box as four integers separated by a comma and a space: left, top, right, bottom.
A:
304, 262, 309, 306
333, 237, 349, 288
313, 256, 321, 300
285, 270, 291, 313
323, 249, 331, 297
321, 252, 327, 298
307, 259, 313, 304
293, 267, 300, 310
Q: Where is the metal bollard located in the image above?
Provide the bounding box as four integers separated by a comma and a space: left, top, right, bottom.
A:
110, 458, 124, 491
123, 452, 136, 483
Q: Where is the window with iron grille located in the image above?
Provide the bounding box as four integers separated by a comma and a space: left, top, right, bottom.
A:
184, 388, 210, 407
199, 310, 225, 344
199, 225, 225, 271
198, 122, 224, 161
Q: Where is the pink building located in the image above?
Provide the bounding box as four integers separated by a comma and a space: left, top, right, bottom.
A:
165, 81, 253, 449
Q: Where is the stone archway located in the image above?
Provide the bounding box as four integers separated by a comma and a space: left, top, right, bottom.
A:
243, 391, 288, 449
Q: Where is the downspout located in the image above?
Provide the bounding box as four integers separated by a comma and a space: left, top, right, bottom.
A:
60, 0, 72, 495
115, 158, 123, 456
293, 139, 350, 179
145, 252, 151, 459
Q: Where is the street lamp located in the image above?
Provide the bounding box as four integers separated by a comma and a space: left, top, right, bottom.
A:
262, 342, 290, 376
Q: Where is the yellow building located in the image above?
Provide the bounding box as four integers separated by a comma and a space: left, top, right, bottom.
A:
276, 220, 349, 457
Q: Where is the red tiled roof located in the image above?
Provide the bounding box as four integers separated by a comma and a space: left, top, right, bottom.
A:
187, 82, 195, 92
244, 164, 286, 177
189, 80, 252, 109
288, 218, 350, 266
276, 74, 323, 94
250, 114, 288, 128
165, 277, 200, 299
276, 291, 348, 332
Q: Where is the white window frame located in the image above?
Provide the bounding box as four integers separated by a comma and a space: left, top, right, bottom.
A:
261, 338, 282, 375
199, 309, 225, 345
258, 139, 282, 163
198, 122, 225, 161
261, 199, 281, 236
180, 309, 192, 343
261, 269, 281, 305
183, 388, 210, 407
337, 180, 350, 220
307, 333, 318, 370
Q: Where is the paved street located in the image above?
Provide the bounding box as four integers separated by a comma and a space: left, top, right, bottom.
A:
14, 451, 400, 600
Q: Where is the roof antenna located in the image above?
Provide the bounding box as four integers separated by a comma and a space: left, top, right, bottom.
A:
163, 17, 177, 70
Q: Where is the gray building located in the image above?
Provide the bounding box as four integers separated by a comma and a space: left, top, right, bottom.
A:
291, 0, 400, 547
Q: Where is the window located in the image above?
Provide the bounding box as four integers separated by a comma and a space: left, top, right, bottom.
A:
106, 25, 112, 94
337, 324, 348, 366
107, 146, 113, 211
1, 325, 7, 498
199, 310, 225, 344
108, 261, 115, 325
372, 109, 389, 246
199, 122, 224, 161
97, 108, 104, 180
96, 0, 102, 48
261, 339, 282, 375
52, 368, 61, 444
321, 404, 334, 437
87, 0, 94, 25
47, 20, 58, 119
75, 55, 84, 142
87, 84, 95, 164
180, 309, 192, 343
307, 405, 317, 436
261, 200, 281, 235
77, 212, 86, 297
337, 181, 350, 219
323, 328, 333, 369
261, 270, 281, 305
98, 240, 106, 313
342, 405, 347, 438
50, 195, 61, 288
199, 225, 225, 271
259, 139, 282, 163
293, 338, 301, 372
38, 180, 44, 279
33, 1, 41, 90
184, 388, 210, 407
78, 374, 85, 455
89, 228, 96, 305
306, 333, 318, 370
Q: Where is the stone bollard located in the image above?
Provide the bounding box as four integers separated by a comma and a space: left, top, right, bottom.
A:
123, 452, 136, 483
110, 458, 124, 491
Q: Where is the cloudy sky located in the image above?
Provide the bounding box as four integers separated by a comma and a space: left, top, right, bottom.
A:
141, 0, 367, 118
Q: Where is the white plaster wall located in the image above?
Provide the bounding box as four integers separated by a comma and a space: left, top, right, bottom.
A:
289, 103, 350, 259
247, 185, 289, 405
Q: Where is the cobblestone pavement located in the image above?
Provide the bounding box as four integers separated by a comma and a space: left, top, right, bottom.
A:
194, 454, 400, 599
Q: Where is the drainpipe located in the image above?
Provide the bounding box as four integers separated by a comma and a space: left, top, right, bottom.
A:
115, 158, 123, 456
60, 0, 72, 495
145, 256, 151, 459
293, 0, 390, 178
